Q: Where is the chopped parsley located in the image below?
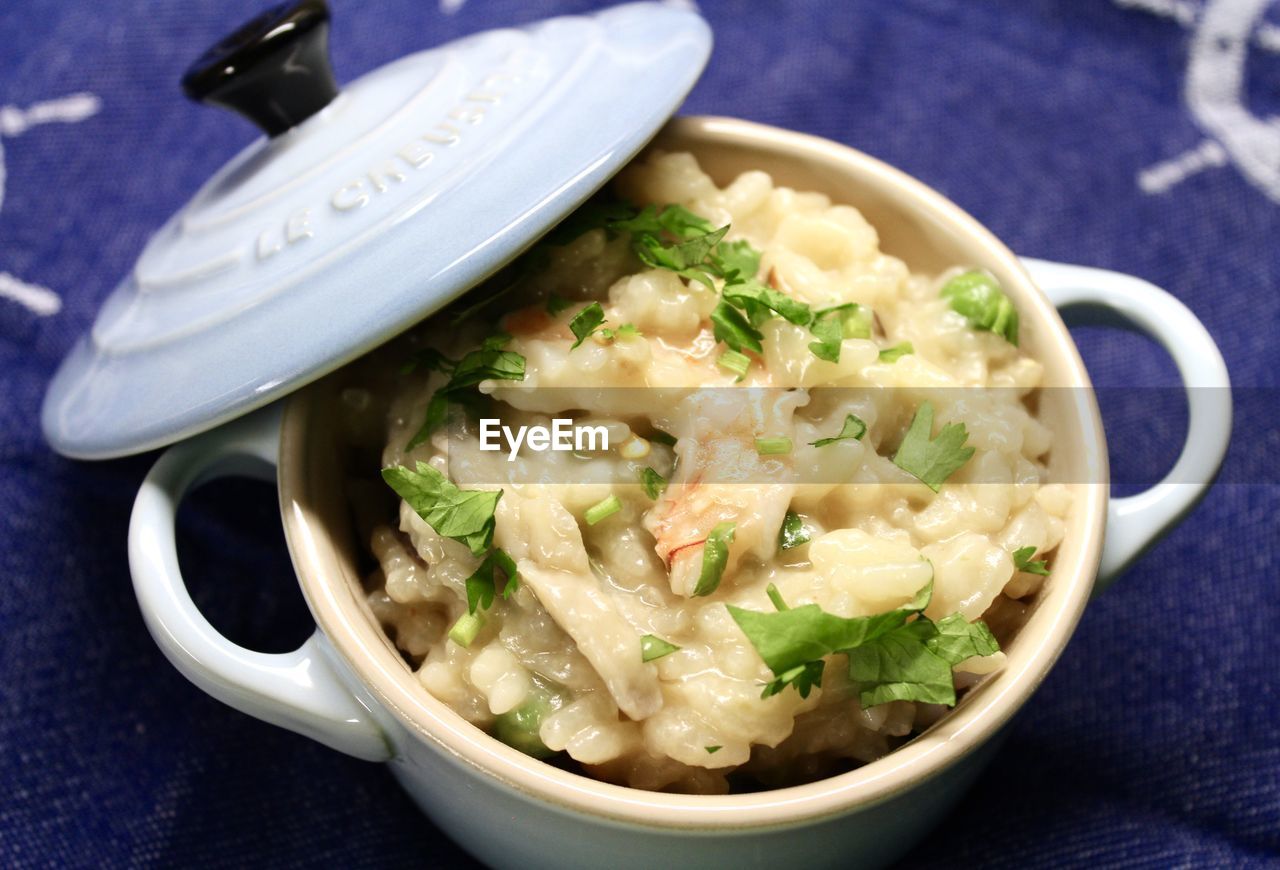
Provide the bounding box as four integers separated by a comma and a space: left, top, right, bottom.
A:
569, 303, 607, 349
639, 467, 667, 500
464, 548, 519, 614
722, 280, 812, 327
640, 634, 680, 662
807, 304, 857, 363
941, 270, 1019, 345
381, 461, 501, 557
400, 347, 456, 376
1012, 545, 1051, 576
809, 413, 867, 447
710, 299, 764, 354
405, 343, 526, 449
692, 522, 736, 597
632, 224, 730, 290
545, 293, 573, 316
727, 575, 1000, 707
714, 239, 761, 281
778, 511, 811, 550
705, 745, 722, 754
891, 401, 974, 492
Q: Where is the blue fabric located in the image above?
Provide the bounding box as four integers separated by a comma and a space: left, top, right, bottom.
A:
1, 1, 1276, 867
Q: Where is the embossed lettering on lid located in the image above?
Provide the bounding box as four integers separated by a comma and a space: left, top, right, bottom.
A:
43, 1, 711, 458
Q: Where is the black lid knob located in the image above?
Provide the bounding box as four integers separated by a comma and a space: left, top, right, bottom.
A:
182, 0, 339, 137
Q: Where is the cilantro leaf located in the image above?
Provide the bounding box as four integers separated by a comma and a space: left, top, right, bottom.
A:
640, 634, 680, 662
1012, 545, 1051, 576
569, 303, 607, 349
728, 575, 1001, 708
878, 341, 913, 362
543, 197, 640, 246
655, 203, 717, 237
607, 203, 666, 237
926, 613, 1000, 664
711, 300, 764, 354
846, 620, 959, 706
545, 294, 573, 316
941, 270, 1019, 345
778, 510, 811, 550
406, 391, 451, 450
712, 239, 762, 282
809, 414, 867, 447
807, 305, 848, 362
891, 401, 974, 491
632, 224, 729, 289
381, 461, 502, 557
639, 467, 667, 500
692, 522, 735, 597
406, 344, 526, 448
762, 660, 826, 699
464, 548, 519, 614
480, 332, 512, 351
445, 347, 525, 391
400, 347, 457, 376
847, 611, 998, 707
727, 588, 926, 678
610, 203, 714, 239
723, 280, 812, 326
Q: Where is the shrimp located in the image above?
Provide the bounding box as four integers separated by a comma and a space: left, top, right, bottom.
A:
644, 388, 805, 597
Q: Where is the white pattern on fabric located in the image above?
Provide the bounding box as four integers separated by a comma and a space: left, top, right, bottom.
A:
1118, 0, 1280, 203
0, 93, 101, 317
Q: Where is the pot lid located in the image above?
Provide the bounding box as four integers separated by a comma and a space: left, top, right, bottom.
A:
42, 0, 711, 459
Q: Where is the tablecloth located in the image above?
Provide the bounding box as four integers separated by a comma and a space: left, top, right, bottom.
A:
1, 0, 1276, 866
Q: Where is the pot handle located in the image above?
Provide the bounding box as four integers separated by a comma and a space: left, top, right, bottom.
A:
128, 406, 392, 762
1021, 258, 1232, 591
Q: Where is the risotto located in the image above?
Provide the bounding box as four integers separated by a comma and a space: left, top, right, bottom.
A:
352, 152, 1069, 794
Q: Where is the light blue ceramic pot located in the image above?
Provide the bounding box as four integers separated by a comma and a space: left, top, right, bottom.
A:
127, 116, 1231, 869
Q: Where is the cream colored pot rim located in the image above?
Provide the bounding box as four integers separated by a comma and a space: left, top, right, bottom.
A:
280, 115, 1107, 829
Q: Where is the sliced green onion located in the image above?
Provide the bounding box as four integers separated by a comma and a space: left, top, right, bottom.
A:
705, 745, 722, 754
878, 341, 913, 362
448, 612, 484, 647
755, 437, 793, 455
584, 494, 622, 525
717, 349, 751, 381
640, 634, 680, 662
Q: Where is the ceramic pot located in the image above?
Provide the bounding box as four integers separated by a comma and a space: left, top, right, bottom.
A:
128, 116, 1232, 870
